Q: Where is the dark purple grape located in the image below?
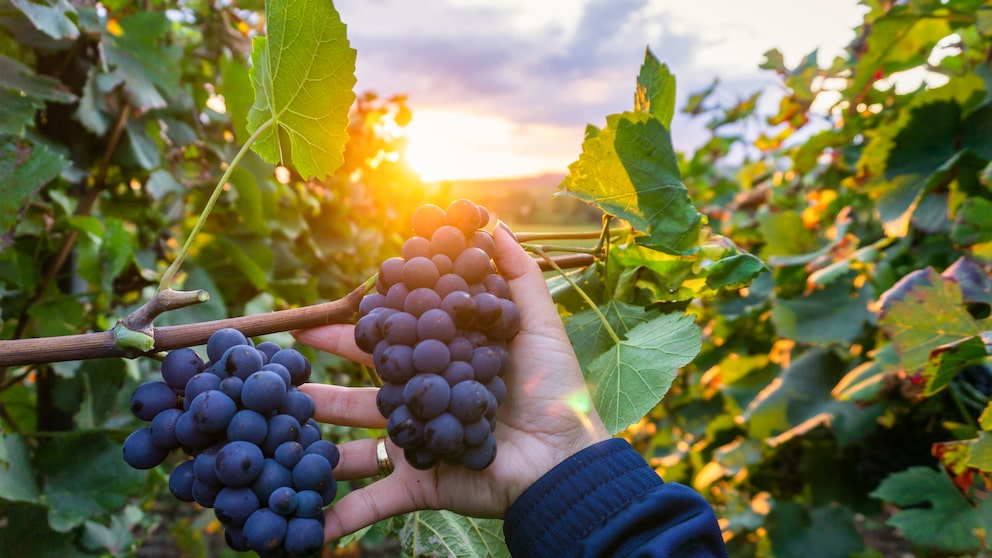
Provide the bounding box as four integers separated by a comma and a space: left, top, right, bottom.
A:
468, 230, 495, 257
188, 389, 237, 434
488, 298, 521, 341
473, 293, 503, 329
412, 339, 450, 375
274, 441, 305, 469
292, 453, 334, 492
441, 291, 477, 328
130, 381, 179, 421
251, 458, 293, 503
463, 418, 491, 446
268, 485, 298, 515
192, 478, 220, 508
207, 328, 249, 362
149, 407, 183, 449
377, 382, 405, 417
215, 345, 264, 380
298, 421, 321, 449
261, 362, 293, 389
487, 376, 507, 405
403, 287, 442, 318
483, 274, 510, 299
280, 388, 316, 425
169, 459, 196, 502
161, 348, 205, 394
441, 361, 475, 386
412, 203, 446, 238
384, 311, 419, 345
184, 373, 222, 410
424, 413, 464, 454
461, 434, 497, 471
434, 273, 470, 298
402, 256, 439, 289
402, 236, 432, 260
403, 373, 451, 420
305, 440, 340, 469
242, 370, 288, 414
379, 257, 406, 290
432, 253, 453, 275
262, 414, 301, 455
453, 248, 491, 283
404, 446, 439, 470
174, 410, 215, 450
387, 405, 425, 449
416, 308, 457, 342
449, 380, 489, 422
269, 349, 311, 386
284, 517, 325, 558
122, 427, 169, 469
215, 440, 264, 487
227, 409, 268, 445
214, 485, 260, 526
471, 346, 502, 383
447, 337, 474, 362
376, 344, 415, 384
255, 341, 282, 362
359, 293, 387, 315
245, 508, 288, 552
385, 282, 410, 310
445, 199, 482, 235
219, 376, 244, 403
292, 490, 324, 519
194, 447, 222, 486
493, 345, 511, 376
318, 477, 338, 506
430, 225, 467, 259
354, 313, 383, 353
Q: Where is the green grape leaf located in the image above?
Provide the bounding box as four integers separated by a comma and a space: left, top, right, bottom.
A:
878, 267, 992, 391
766, 503, 864, 558
871, 466, 992, 554
585, 312, 700, 434
923, 332, 992, 395
832, 344, 900, 404
246, 0, 357, 179
389, 511, 509, 558
969, 431, 992, 471
560, 111, 702, 255
37, 431, 146, 532
771, 275, 875, 345
101, 12, 181, 111
0, 140, 69, 250
635, 48, 676, 128
952, 196, 992, 246
0, 54, 77, 135
10, 0, 79, 40
0, 433, 41, 503
566, 301, 669, 377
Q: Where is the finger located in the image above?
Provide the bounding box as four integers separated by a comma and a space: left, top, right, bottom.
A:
300, 384, 386, 428
492, 222, 568, 336
331, 437, 382, 480
323, 475, 420, 542
293, 323, 374, 367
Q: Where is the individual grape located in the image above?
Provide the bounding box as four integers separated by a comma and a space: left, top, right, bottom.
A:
194, 447, 222, 486
402, 235, 432, 260
268, 485, 298, 516
261, 362, 293, 389
244, 508, 288, 552
379, 256, 406, 290
353, 313, 383, 353
123, 427, 169, 469
453, 247, 491, 283
225, 525, 250, 552
215, 440, 264, 487
292, 490, 324, 519
207, 328, 249, 363
477, 205, 490, 228
488, 298, 521, 341
403, 374, 451, 420
473, 293, 503, 329
359, 292, 387, 315
441, 291, 477, 328
430, 225, 467, 259
280, 388, 316, 425
255, 341, 283, 362
403, 446, 439, 470
174, 410, 215, 450
298, 421, 321, 449
432, 253, 453, 275
471, 345, 502, 384
387, 405, 425, 449
383, 311, 419, 345
219, 375, 244, 403
376, 344, 415, 384
487, 376, 507, 405
161, 348, 204, 394
468, 230, 496, 257
215, 345, 264, 380
434, 273, 470, 298
214, 485, 260, 526
447, 337, 475, 362
416, 308, 457, 342
242, 370, 288, 414
445, 199, 482, 235
318, 477, 338, 506
227, 409, 268, 445
461, 434, 497, 471
468, 282, 487, 295
188, 389, 237, 434
284, 517, 325, 558
403, 287, 442, 318
292, 453, 334, 492
192, 478, 220, 508
269, 349, 311, 386
385, 282, 410, 310
169, 459, 196, 502
482, 273, 510, 299
251, 458, 293, 503
412, 203, 446, 238
402, 256, 439, 290
149, 407, 183, 449
183, 373, 222, 410
305, 440, 341, 469
449, 380, 489, 422
412, 339, 450, 374
462, 418, 492, 446
424, 413, 464, 455
130, 381, 179, 421
493, 344, 511, 376
262, 414, 301, 455
376, 382, 405, 417
274, 441, 304, 469
441, 361, 475, 386
484, 391, 499, 423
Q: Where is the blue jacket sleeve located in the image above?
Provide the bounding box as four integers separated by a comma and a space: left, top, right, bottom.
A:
503, 438, 728, 558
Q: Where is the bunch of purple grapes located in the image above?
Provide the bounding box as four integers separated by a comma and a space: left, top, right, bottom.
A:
123, 328, 336, 558
354, 199, 520, 471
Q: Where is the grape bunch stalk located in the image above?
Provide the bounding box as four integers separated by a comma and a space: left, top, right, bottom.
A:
354, 199, 520, 471
123, 328, 337, 558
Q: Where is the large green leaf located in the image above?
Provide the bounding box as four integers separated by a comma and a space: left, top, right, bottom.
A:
0, 433, 40, 503
389, 511, 509, 558
635, 48, 676, 128
246, 0, 357, 179
766, 503, 864, 558
871, 466, 992, 554
101, 12, 181, 112
0, 54, 77, 135
771, 275, 875, 345
560, 111, 702, 255
10, 0, 79, 40
0, 140, 69, 249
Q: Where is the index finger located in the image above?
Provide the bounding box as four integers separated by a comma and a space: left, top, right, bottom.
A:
293, 323, 373, 367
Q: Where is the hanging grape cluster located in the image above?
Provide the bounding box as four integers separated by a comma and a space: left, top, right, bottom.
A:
354, 199, 520, 470
123, 328, 336, 558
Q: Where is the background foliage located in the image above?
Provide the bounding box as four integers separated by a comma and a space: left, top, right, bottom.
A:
1, 0, 990, 557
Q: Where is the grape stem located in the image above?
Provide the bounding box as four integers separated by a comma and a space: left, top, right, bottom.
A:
530, 246, 620, 345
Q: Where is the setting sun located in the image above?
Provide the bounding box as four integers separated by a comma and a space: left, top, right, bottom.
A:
404, 109, 574, 182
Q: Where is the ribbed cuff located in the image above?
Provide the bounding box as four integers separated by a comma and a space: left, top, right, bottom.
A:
503, 438, 663, 557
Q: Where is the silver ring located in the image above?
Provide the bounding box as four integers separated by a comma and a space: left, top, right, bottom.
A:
376, 436, 393, 477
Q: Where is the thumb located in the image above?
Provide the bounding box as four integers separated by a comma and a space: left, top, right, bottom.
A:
492, 222, 566, 337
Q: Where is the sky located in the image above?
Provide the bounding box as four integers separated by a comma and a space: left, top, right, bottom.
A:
334, 0, 869, 182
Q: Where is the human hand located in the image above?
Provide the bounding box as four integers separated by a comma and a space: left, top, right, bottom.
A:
294, 222, 611, 541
